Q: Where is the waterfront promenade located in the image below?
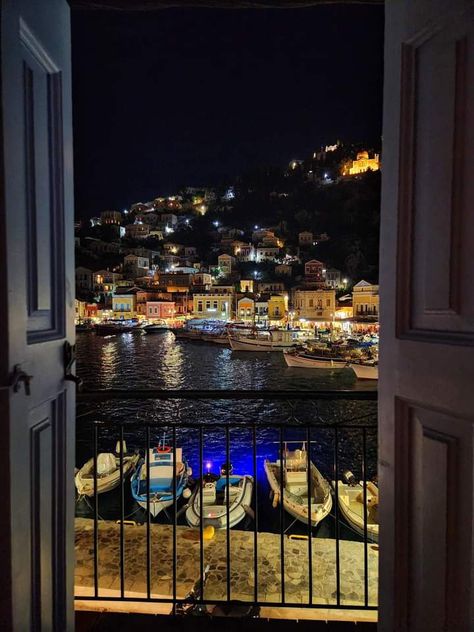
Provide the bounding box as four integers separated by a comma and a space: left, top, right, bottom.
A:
75, 518, 378, 619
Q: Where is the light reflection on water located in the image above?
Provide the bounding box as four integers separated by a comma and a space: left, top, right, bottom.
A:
76, 331, 377, 539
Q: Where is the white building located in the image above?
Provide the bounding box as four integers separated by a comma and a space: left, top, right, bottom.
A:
193, 293, 232, 320
256, 246, 280, 262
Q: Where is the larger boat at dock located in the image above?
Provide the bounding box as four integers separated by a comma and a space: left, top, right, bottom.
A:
229, 329, 298, 352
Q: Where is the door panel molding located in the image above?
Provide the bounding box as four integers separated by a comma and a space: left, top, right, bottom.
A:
20, 18, 65, 344
396, 11, 474, 345
393, 397, 473, 630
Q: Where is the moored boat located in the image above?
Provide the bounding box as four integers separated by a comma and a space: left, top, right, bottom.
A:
131, 445, 189, 517
283, 349, 350, 369
333, 471, 379, 542
143, 320, 170, 333
264, 444, 332, 527
94, 320, 142, 335
75, 442, 139, 497
349, 361, 378, 380
185, 464, 253, 529
229, 329, 298, 352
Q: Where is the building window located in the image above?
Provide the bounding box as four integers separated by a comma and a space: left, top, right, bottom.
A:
213, 301, 218, 309
309, 299, 313, 307
326, 299, 331, 307
206, 301, 211, 309
198, 301, 203, 312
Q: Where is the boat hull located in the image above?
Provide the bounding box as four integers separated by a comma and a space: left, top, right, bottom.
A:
349, 363, 378, 380
230, 338, 295, 352
284, 353, 349, 369
137, 498, 173, 517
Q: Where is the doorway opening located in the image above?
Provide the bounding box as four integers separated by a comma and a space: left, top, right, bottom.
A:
72, 3, 383, 624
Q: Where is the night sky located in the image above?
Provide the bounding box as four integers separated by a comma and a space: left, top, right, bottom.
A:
71, 5, 384, 218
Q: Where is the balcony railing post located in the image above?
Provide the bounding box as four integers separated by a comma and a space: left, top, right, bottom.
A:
279, 427, 285, 604
225, 426, 231, 602
306, 426, 313, 605
252, 425, 258, 604
199, 426, 204, 604
146, 425, 151, 599
93, 422, 99, 598
119, 425, 125, 598
362, 427, 369, 607
172, 426, 177, 612
334, 426, 341, 607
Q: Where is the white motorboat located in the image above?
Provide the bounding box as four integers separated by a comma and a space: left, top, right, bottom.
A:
229, 329, 298, 352
334, 471, 379, 542
283, 350, 349, 369
185, 464, 254, 529
264, 443, 332, 527
75, 442, 139, 497
349, 361, 378, 380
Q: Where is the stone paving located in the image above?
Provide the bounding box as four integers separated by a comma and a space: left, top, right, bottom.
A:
75, 518, 378, 607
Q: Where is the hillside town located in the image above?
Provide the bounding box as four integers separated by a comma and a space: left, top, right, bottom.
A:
75, 143, 380, 334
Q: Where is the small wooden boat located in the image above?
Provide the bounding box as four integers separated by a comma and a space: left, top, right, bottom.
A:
131, 445, 189, 517
185, 464, 254, 529
334, 471, 379, 542
264, 444, 332, 527
283, 350, 349, 369
349, 361, 378, 380
75, 442, 139, 497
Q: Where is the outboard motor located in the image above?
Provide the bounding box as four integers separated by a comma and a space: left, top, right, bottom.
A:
220, 462, 234, 477
342, 470, 357, 486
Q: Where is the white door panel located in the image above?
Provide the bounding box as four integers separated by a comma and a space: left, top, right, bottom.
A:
0, 1, 75, 630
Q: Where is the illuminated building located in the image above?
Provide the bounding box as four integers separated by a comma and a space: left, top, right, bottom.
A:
292, 288, 336, 321
352, 280, 379, 319
100, 210, 122, 225
237, 297, 255, 321
193, 293, 232, 320
112, 292, 137, 319
146, 301, 175, 320
342, 151, 380, 176
298, 231, 313, 246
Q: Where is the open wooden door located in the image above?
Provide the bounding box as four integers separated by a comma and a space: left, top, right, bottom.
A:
0, 0, 75, 629
379, 1, 474, 630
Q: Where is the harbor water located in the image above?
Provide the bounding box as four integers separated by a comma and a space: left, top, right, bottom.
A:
76, 330, 378, 540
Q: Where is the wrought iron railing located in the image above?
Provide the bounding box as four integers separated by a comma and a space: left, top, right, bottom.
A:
75, 390, 378, 613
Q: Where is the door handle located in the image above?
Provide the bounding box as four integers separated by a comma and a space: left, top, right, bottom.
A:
64, 341, 83, 391
10, 364, 33, 395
